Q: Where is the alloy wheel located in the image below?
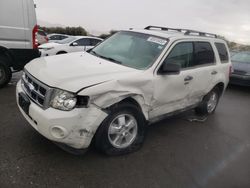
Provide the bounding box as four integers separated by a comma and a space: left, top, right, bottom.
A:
108, 114, 138, 149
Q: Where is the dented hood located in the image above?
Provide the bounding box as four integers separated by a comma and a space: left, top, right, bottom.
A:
25, 52, 139, 92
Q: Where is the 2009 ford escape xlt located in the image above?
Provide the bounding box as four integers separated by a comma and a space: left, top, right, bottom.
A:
16, 26, 232, 155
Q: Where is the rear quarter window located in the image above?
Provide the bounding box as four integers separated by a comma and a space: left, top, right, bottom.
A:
215, 43, 229, 63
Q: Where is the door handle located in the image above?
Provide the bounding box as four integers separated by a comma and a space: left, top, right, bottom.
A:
184, 76, 193, 82
211, 70, 218, 75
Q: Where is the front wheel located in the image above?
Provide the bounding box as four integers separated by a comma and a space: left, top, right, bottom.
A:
95, 103, 146, 156
195, 88, 220, 115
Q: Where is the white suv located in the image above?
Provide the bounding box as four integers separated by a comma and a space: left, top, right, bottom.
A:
16, 26, 231, 155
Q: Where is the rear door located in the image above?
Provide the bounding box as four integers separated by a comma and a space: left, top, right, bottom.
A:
185, 41, 217, 105
23, 0, 37, 49
0, 0, 25, 49
214, 42, 230, 86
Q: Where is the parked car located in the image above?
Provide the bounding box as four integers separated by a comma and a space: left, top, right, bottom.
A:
230, 50, 239, 57
17, 26, 231, 155
47, 33, 69, 43
0, 0, 40, 88
36, 29, 48, 45
39, 36, 103, 56
230, 51, 250, 86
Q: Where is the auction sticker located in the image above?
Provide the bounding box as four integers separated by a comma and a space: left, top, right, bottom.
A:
147, 37, 167, 45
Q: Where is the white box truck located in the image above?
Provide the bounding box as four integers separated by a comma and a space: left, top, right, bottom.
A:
0, 0, 40, 88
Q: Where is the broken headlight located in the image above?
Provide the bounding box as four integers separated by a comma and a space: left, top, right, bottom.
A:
50, 89, 77, 111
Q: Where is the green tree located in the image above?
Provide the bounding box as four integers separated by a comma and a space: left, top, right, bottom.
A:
99, 30, 117, 39
39, 26, 87, 36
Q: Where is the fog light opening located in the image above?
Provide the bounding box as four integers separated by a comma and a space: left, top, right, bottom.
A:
51, 126, 68, 139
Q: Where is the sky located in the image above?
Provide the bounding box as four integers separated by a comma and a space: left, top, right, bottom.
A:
35, 0, 250, 45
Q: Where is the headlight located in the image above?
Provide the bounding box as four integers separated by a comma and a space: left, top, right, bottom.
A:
50, 89, 77, 111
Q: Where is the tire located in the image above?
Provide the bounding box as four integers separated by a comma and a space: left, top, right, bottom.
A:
0, 57, 12, 88
195, 87, 220, 115
95, 102, 146, 156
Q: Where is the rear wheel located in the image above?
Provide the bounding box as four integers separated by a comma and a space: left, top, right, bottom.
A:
0, 57, 12, 88
95, 103, 146, 156
195, 88, 220, 115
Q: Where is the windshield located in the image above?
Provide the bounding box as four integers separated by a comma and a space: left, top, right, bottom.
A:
90, 31, 168, 69
231, 52, 250, 63
57, 36, 76, 44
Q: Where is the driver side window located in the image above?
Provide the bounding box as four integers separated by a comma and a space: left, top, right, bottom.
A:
163, 42, 193, 68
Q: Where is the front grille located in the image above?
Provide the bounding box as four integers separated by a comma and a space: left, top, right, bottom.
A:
21, 71, 52, 109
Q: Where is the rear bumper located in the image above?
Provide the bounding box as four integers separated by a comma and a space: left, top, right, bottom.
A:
16, 81, 108, 149
230, 74, 250, 86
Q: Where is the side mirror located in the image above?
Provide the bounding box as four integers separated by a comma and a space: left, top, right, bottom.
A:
160, 63, 181, 75
71, 42, 78, 46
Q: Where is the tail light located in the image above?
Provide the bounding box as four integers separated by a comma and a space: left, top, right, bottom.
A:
45, 36, 49, 42
32, 25, 38, 49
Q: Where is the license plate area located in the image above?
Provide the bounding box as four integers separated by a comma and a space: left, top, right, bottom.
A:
18, 92, 30, 115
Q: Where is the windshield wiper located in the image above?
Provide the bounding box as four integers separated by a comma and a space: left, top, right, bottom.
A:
99, 56, 122, 64
90, 50, 122, 64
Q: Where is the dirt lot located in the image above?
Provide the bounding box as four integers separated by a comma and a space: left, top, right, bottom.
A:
0, 73, 250, 188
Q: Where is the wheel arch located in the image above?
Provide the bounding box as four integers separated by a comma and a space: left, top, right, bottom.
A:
213, 82, 225, 97
103, 95, 149, 121
56, 51, 67, 55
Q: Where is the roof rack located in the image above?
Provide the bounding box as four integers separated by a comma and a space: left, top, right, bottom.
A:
144, 26, 218, 38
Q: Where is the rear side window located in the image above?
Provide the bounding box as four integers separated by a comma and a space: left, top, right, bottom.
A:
193, 42, 215, 66
75, 38, 90, 46
215, 43, 229, 63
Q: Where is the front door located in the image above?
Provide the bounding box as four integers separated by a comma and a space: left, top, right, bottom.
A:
150, 42, 194, 119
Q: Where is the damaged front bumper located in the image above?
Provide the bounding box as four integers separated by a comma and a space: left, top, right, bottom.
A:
16, 81, 108, 149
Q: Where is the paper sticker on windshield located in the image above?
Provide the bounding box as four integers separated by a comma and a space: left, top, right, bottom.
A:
147, 37, 167, 45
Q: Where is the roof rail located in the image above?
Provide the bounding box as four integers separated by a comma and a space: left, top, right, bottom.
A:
144, 26, 183, 32
144, 26, 218, 38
